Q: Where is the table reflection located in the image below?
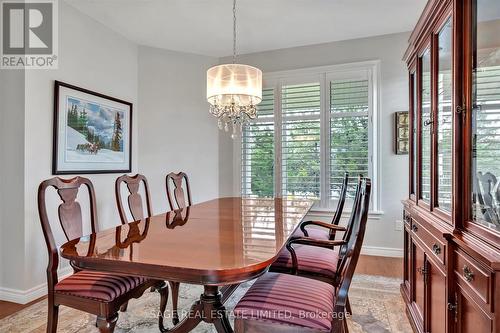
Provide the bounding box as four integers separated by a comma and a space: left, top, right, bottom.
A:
61, 197, 313, 273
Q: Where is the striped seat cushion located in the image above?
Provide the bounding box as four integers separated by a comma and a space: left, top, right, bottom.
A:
271, 245, 339, 279
234, 272, 335, 332
55, 270, 147, 302
292, 227, 330, 240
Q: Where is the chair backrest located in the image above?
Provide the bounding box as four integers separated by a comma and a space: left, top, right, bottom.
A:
331, 178, 371, 330
166, 172, 192, 210
340, 175, 364, 245
38, 176, 98, 290
335, 176, 369, 283
331, 172, 349, 226
115, 174, 153, 224
477, 171, 500, 223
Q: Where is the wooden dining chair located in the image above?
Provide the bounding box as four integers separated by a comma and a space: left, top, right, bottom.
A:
233, 179, 372, 333
38, 176, 168, 333
115, 174, 153, 224
476, 171, 500, 224
166, 171, 192, 210
293, 172, 350, 240
270, 176, 364, 314
115, 173, 180, 325
269, 176, 364, 284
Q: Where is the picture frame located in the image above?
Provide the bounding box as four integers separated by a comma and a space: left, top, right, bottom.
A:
394, 111, 409, 155
53, 81, 132, 174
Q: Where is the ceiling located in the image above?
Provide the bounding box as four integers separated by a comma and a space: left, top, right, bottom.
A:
65, 0, 427, 57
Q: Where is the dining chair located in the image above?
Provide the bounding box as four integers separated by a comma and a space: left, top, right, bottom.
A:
115, 174, 153, 224
270, 176, 364, 314
166, 171, 192, 210
38, 176, 168, 333
269, 176, 364, 284
115, 173, 181, 325
233, 178, 372, 333
476, 171, 500, 224
293, 172, 350, 240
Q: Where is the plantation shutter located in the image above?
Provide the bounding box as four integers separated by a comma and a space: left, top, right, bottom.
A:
241, 88, 275, 197
329, 79, 370, 200
281, 83, 321, 199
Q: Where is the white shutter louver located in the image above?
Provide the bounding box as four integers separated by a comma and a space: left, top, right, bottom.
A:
330, 79, 369, 200
281, 83, 321, 199
241, 88, 275, 197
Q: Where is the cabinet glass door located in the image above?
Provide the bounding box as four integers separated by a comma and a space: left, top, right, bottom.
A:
421, 49, 432, 203
437, 18, 453, 212
471, 0, 500, 232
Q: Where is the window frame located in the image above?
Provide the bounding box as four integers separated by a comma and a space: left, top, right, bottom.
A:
234, 61, 381, 212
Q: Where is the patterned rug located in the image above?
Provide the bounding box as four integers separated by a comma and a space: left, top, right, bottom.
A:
0, 274, 412, 333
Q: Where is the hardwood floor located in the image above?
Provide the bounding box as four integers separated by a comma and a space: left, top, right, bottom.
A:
0, 255, 402, 320
0, 297, 45, 320
355, 255, 403, 278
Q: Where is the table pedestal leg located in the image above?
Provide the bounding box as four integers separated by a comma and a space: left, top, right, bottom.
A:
160, 285, 233, 333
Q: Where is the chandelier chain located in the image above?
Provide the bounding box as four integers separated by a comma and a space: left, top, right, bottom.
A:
233, 0, 237, 63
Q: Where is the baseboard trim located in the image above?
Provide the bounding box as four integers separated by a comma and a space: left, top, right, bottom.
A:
0, 267, 72, 304
361, 245, 404, 258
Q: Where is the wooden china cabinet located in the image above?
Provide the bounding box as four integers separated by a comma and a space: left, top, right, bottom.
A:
402, 0, 500, 332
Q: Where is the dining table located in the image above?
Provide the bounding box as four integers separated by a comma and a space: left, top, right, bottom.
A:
60, 196, 313, 333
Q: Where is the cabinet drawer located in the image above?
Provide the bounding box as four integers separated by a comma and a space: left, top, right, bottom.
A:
454, 250, 493, 310
410, 219, 446, 266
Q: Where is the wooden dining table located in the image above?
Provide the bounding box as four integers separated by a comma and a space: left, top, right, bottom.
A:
60, 197, 313, 333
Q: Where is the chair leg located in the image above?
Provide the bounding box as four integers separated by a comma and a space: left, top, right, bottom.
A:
120, 301, 129, 312
46, 303, 59, 333
169, 281, 180, 325
346, 296, 352, 315
158, 282, 169, 331
96, 314, 118, 333
343, 314, 349, 333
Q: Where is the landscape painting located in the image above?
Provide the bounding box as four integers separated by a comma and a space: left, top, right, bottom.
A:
53, 81, 132, 174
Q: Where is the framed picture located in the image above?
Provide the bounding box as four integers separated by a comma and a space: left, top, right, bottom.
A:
394, 111, 409, 155
53, 81, 132, 174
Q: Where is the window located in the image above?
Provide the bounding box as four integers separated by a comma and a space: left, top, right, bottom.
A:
330, 79, 369, 200
282, 83, 321, 199
241, 88, 275, 197
240, 62, 378, 210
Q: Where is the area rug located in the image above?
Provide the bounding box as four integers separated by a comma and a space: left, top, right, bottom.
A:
0, 274, 412, 333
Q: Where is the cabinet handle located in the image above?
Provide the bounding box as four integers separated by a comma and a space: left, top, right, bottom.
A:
412, 224, 418, 232
447, 301, 458, 323
424, 119, 434, 126
463, 265, 474, 282
432, 244, 441, 255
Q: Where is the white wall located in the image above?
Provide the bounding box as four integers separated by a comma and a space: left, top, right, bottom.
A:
219, 32, 410, 255
0, 1, 221, 302
0, 1, 139, 300
0, 70, 26, 292
137, 46, 219, 214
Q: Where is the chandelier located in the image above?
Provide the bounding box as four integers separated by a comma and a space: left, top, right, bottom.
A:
206, 0, 262, 138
